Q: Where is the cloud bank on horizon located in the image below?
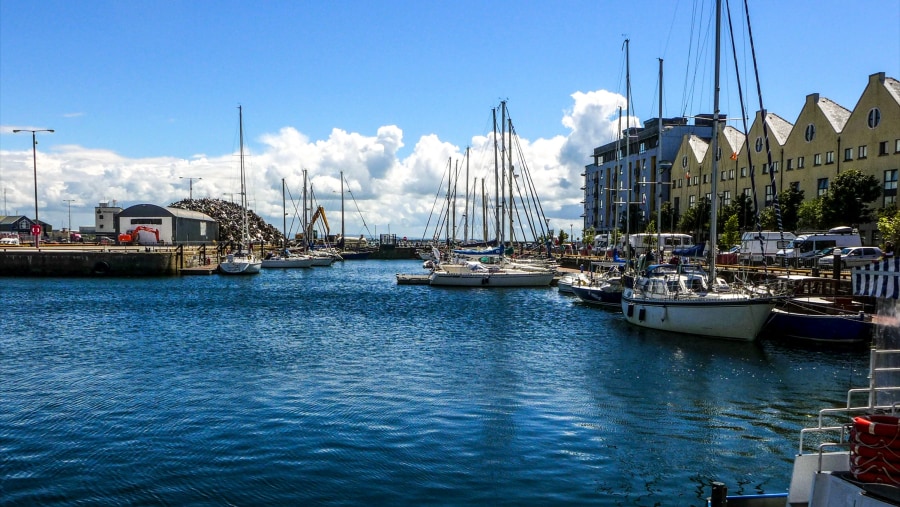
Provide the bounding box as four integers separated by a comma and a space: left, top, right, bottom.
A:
0, 89, 634, 239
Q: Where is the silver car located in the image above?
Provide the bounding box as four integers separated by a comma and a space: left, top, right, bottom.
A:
817, 246, 883, 268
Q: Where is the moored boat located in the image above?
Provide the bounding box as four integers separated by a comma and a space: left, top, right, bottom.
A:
219, 106, 262, 276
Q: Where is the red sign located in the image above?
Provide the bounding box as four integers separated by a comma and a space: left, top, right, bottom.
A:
31, 224, 41, 236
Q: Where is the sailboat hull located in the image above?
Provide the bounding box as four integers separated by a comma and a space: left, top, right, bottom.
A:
219, 253, 262, 275
621, 289, 776, 341
429, 270, 554, 287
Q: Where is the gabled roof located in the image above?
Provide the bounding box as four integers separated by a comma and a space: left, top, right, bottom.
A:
816, 97, 851, 133
722, 126, 745, 155
884, 76, 900, 107
764, 112, 794, 145
687, 135, 710, 163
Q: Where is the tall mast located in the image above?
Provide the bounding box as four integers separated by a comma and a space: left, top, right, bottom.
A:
657, 58, 664, 257
340, 170, 345, 248
446, 157, 451, 247
492, 107, 500, 245
507, 114, 514, 249
238, 105, 249, 249
709, 0, 722, 282
624, 39, 632, 256
464, 147, 470, 243
282, 178, 287, 249
500, 101, 507, 248
302, 169, 308, 250
615, 106, 622, 244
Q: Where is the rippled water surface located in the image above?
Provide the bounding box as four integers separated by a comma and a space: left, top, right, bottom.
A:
1, 260, 870, 506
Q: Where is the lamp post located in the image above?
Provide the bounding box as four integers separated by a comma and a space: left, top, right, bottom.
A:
180, 176, 202, 200
63, 199, 75, 233
13, 128, 54, 247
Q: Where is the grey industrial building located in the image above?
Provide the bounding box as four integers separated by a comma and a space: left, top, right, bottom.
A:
115, 204, 218, 245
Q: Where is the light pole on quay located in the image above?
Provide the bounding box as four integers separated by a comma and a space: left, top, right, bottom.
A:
13, 128, 54, 246
180, 176, 202, 200
63, 199, 75, 233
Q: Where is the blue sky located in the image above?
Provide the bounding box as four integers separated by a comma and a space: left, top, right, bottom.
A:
1, 0, 898, 239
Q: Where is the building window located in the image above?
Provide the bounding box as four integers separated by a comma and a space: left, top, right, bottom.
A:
790, 181, 800, 191
805, 123, 816, 142
844, 148, 853, 161
896, 139, 900, 153
765, 185, 774, 205
859, 145, 868, 159
797, 156, 805, 169
682, 155, 688, 168
703, 174, 709, 184
740, 166, 747, 177
880, 141, 889, 156
689, 195, 696, 208
817, 178, 829, 197
772, 161, 779, 172
640, 142, 646, 153
763, 163, 769, 174
886, 169, 898, 207
814, 153, 822, 166
722, 190, 731, 207
721, 170, 727, 181
826, 151, 834, 164
755, 137, 763, 152
868, 108, 882, 129
693, 176, 699, 185
786, 159, 793, 171
728, 169, 735, 180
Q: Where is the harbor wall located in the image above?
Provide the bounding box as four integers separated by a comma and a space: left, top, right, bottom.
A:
0, 250, 180, 276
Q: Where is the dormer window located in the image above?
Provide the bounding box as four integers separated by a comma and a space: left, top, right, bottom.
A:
805, 123, 816, 142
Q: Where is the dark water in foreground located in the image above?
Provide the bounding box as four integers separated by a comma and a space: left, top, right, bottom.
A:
1, 260, 870, 506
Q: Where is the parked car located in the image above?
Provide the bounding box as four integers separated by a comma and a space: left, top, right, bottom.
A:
817, 246, 883, 269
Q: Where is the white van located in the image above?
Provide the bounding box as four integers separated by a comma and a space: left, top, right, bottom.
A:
739, 231, 796, 265
775, 226, 861, 266
0, 236, 20, 246
624, 233, 695, 256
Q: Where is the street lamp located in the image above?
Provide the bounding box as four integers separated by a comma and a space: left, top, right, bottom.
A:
180, 176, 202, 200
13, 128, 54, 246
63, 199, 75, 232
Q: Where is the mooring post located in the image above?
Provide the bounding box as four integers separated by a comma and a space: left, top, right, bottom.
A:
708, 481, 727, 507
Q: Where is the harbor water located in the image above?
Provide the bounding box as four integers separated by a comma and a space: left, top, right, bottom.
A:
1, 260, 870, 506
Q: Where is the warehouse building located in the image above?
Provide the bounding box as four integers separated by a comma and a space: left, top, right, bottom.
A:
115, 204, 218, 245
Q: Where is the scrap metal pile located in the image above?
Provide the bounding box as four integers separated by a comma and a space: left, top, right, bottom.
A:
170, 198, 284, 245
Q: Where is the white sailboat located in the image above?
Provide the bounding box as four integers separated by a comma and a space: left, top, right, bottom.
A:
261, 179, 315, 268
219, 105, 262, 275
619, 2, 779, 341
428, 101, 554, 288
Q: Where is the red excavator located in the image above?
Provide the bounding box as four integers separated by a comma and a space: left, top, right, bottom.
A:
118, 226, 161, 245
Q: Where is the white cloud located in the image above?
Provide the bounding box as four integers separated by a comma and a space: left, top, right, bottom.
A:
0, 89, 633, 238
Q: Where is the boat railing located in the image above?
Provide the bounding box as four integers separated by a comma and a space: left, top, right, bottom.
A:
798, 348, 900, 456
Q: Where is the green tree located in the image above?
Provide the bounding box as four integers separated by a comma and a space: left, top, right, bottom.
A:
582, 226, 596, 248
877, 205, 900, 248
721, 193, 755, 231
820, 169, 881, 228
798, 198, 824, 231
721, 214, 741, 248
775, 185, 805, 231
659, 201, 679, 233
678, 197, 711, 241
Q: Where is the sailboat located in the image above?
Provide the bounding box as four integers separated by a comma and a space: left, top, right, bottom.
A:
428, 101, 555, 288
219, 105, 263, 275
619, 2, 780, 341
261, 178, 314, 268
